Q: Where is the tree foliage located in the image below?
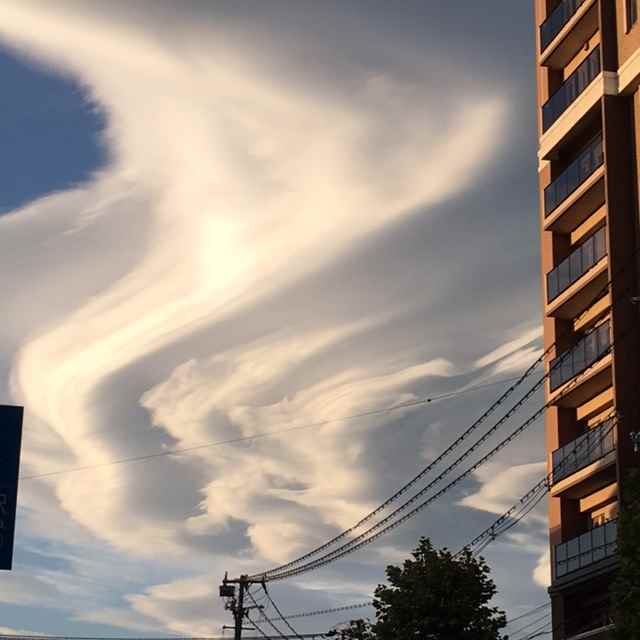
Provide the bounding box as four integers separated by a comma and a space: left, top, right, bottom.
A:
338, 537, 506, 640
611, 468, 640, 639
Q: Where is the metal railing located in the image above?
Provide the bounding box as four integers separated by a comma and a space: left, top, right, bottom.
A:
540, 0, 589, 52
562, 608, 614, 639
551, 418, 616, 484
547, 226, 607, 302
544, 134, 604, 216
542, 46, 601, 132
555, 519, 617, 579
549, 320, 611, 392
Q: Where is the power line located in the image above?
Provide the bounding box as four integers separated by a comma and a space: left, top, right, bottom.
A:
233, 250, 639, 584
505, 603, 552, 627
18, 375, 522, 482
463, 411, 618, 557
247, 589, 288, 639
252, 418, 619, 635
245, 615, 271, 640
260, 585, 304, 640
508, 612, 553, 637
262, 602, 373, 623
256, 338, 622, 581
251, 356, 546, 579
254, 283, 633, 579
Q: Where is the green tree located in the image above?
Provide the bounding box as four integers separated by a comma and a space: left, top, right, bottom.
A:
328, 619, 375, 639
610, 468, 640, 639
340, 537, 506, 640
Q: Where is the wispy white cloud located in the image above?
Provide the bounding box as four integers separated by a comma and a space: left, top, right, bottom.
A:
0, 0, 537, 634
475, 325, 543, 371
459, 461, 547, 519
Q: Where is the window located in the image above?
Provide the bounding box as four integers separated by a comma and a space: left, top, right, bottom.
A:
628, 0, 638, 32
589, 502, 618, 529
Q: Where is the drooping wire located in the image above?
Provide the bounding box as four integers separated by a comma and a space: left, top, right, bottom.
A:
462, 412, 618, 557
247, 588, 288, 639
257, 407, 616, 629
505, 602, 552, 627
261, 601, 373, 623
249, 352, 546, 579
241, 253, 639, 582
18, 375, 522, 482
246, 614, 272, 640
258, 337, 621, 581
508, 611, 553, 637
261, 584, 304, 640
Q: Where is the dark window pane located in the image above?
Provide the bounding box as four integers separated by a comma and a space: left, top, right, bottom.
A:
558, 258, 571, 292
582, 235, 595, 269
548, 271, 559, 301
545, 134, 602, 216
592, 525, 605, 548
597, 323, 611, 354
584, 332, 598, 364
593, 546, 606, 563
556, 543, 567, 562
570, 249, 583, 284
595, 228, 607, 259
542, 46, 600, 130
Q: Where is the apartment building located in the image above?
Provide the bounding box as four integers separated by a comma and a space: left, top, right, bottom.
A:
534, 1, 640, 638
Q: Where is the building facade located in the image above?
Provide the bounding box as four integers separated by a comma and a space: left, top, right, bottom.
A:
534, 1, 640, 638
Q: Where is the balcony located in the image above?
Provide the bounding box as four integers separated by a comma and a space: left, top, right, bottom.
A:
563, 613, 614, 640
540, 0, 589, 52
542, 46, 601, 132
551, 419, 616, 485
547, 227, 607, 304
549, 320, 611, 393
544, 135, 604, 217
554, 519, 617, 580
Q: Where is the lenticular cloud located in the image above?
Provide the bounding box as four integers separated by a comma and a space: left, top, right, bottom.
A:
0, 0, 508, 632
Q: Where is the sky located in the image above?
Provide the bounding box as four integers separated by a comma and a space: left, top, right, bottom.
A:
0, 1, 551, 636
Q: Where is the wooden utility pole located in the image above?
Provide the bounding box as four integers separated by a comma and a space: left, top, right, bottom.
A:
220, 574, 261, 640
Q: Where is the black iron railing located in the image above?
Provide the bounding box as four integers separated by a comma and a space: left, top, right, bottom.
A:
549, 320, 611, 392
551, 419, 615, 484
555, 519, 617, 579
542, 46, 601, 132
540, 0, 589, 52
544, 134, 604, 216
547, 226, 607, 302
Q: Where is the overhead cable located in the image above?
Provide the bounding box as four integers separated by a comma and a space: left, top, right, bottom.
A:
251, 267, 634, 580
256, 338, 622, 581
18, 376, 522, 482
260, 584, 304, 640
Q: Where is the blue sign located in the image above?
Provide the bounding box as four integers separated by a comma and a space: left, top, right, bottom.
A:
0, 405, 23, 570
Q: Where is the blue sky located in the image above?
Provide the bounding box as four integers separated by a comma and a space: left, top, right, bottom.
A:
0, 1, 551, 636
0, 48, 106, 214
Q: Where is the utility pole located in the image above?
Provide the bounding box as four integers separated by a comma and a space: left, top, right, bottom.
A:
234, 576, 246, 640
220, 574, 263, 640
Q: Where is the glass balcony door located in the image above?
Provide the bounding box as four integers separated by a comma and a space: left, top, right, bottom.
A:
542, 46, 601, 132
544, 135, 604, 216
540, 0, 588, 52
547, 226, 607, 302
549, 320, 611, 392
551, 418, 616, 484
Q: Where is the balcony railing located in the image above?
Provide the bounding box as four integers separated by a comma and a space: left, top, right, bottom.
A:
540, 0, 588, 52
562, 609, 614, 639
551, 418, 615, 484
547, 226, 607, 302
544, 134, 604, 216
542, 46, 601, 132
555, 519, 617, 579
549, 320, 611, 392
